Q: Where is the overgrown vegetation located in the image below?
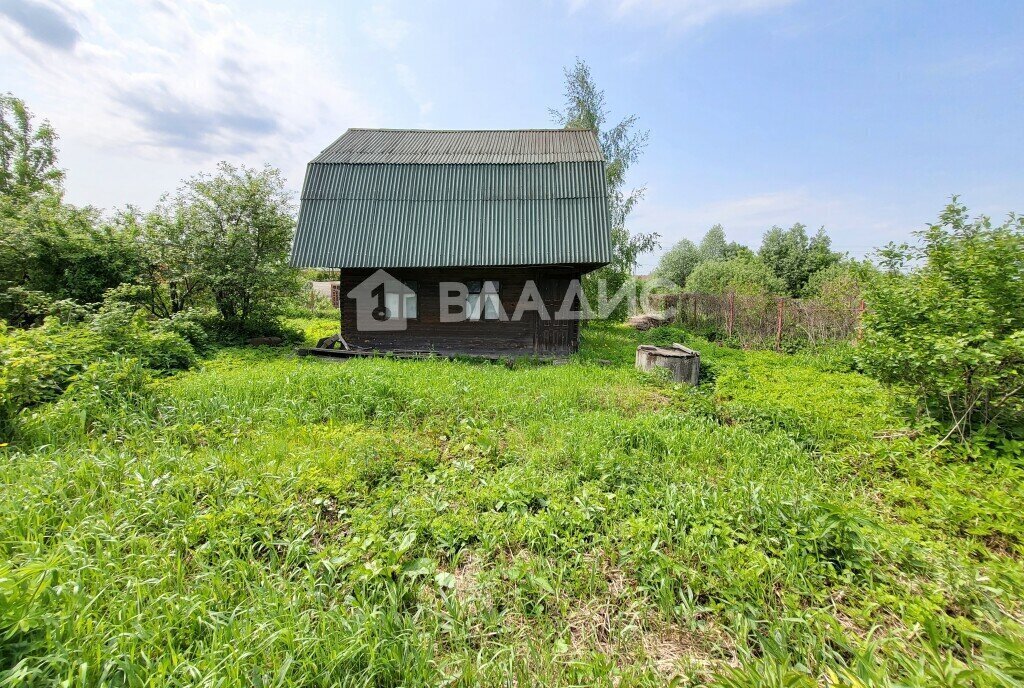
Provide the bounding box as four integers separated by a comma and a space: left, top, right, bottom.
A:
0, 303, 201, 437
2, 80, 1023, 686
2, 320, 1023, 685
654, 222, 850, 300
0, 93, 299, 338
859, 199, 1024, 440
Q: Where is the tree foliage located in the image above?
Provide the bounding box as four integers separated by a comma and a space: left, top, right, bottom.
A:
858, 199, 1024, 439
0, 98, 142, 325
129, 163, 298, 331
0, 93, 63, 200
804, 259, 879, 307
759, 223, 841, 296
655, 224, 753, 289
686, 254, 785, 296
697, 223, 746, 262
551, 58, 657, 319
653, 237, 700, 288
2, 198, 141, 306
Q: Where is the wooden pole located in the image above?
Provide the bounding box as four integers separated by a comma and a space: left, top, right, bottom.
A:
855, 298, 866, 342
775, 298, 784, 351
727, 291, 735, 338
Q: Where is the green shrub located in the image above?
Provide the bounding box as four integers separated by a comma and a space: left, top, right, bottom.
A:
687, 254, 785, 296
0, 304, 196, 439
0, 193, 144, 324
803, 259, 879, 304
20, 356, 154, 443
163, 308, 210, 353
0, 320, 105, 436
89, 301, 197, 371
858, 199, 1024, 439
191, 309, 304, 345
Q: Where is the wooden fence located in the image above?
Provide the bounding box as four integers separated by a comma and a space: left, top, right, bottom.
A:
650, 292, 865, 349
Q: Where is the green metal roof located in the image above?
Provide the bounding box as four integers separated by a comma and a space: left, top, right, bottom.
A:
289, 128, 612, 270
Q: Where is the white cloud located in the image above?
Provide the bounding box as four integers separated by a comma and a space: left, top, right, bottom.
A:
0, 0, 376, 200
361, 1, 410, 51
394, 63, 433, 118
359, 3, 431, 123
571, 0, 798, 29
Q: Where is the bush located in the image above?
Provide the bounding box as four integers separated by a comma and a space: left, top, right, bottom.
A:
858, 199, 1024, 439
89, 301, 197, 371
0, 286, 92, 328
0, 303, 196, 439
188, 310, 304, 346
803, 259, 878, 305
20, 356, 154, 443
0, 320, 105, 436
687, 254, 785, 296
0, 193, 144, 324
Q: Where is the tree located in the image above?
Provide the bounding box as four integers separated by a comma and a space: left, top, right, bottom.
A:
686, 254, 784, 296
655, 225, 751, 290
113, 204, 208, 319
0, 196, 144, 325
858, 199, 1024, 440
157, 163, 297, 331
804, 259, 879, 307
1, 97, 143, 325
698, 224, 727, 261
759, 223, 840, 296
653, 238, 700, 288
551, 58, 658, 319
0, 94, 63, 200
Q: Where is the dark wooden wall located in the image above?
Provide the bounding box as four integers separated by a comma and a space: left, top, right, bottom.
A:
338, 266, 584, 356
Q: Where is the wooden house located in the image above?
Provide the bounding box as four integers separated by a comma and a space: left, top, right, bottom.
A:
289, 128, 612, 357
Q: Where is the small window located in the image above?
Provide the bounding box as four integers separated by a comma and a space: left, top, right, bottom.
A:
466, 280, 500, 321
381, 280, 417, 320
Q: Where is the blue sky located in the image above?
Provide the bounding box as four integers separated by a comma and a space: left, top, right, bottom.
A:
2, 0, 1021, 271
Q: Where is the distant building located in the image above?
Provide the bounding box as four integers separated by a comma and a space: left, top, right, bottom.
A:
308, 280, 338, 305
289, 128, 612, 356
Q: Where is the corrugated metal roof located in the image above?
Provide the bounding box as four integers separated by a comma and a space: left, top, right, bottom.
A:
312, 128, 604, 165
290, 129, 612, 269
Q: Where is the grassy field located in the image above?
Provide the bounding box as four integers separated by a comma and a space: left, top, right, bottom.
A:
2, 319, 1023, 686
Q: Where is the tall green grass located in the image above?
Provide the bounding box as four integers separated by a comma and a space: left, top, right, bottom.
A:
1, 320, 1022, 685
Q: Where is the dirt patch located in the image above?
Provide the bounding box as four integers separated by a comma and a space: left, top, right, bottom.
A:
563, 559, 728, 680
451, 553, 485, 600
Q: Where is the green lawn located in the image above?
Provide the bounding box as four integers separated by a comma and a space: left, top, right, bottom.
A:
2, 319, 1023, 686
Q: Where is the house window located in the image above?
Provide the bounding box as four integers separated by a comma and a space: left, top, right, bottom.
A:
466, 280, 500, 320
382, 280, 417, 320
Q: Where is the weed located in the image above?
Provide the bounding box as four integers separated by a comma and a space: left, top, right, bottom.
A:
0, 320, 1022, 685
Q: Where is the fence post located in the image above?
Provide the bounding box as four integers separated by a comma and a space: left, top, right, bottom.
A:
855, 298, 866, 342
775, 298, 784, 351
727, 291, 735, 338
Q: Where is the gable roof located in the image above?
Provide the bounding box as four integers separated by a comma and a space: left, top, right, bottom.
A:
312, 128, 605, 164
289, 128, 612, 270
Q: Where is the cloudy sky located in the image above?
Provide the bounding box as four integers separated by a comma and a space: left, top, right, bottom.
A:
2, 0, 1021, 270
